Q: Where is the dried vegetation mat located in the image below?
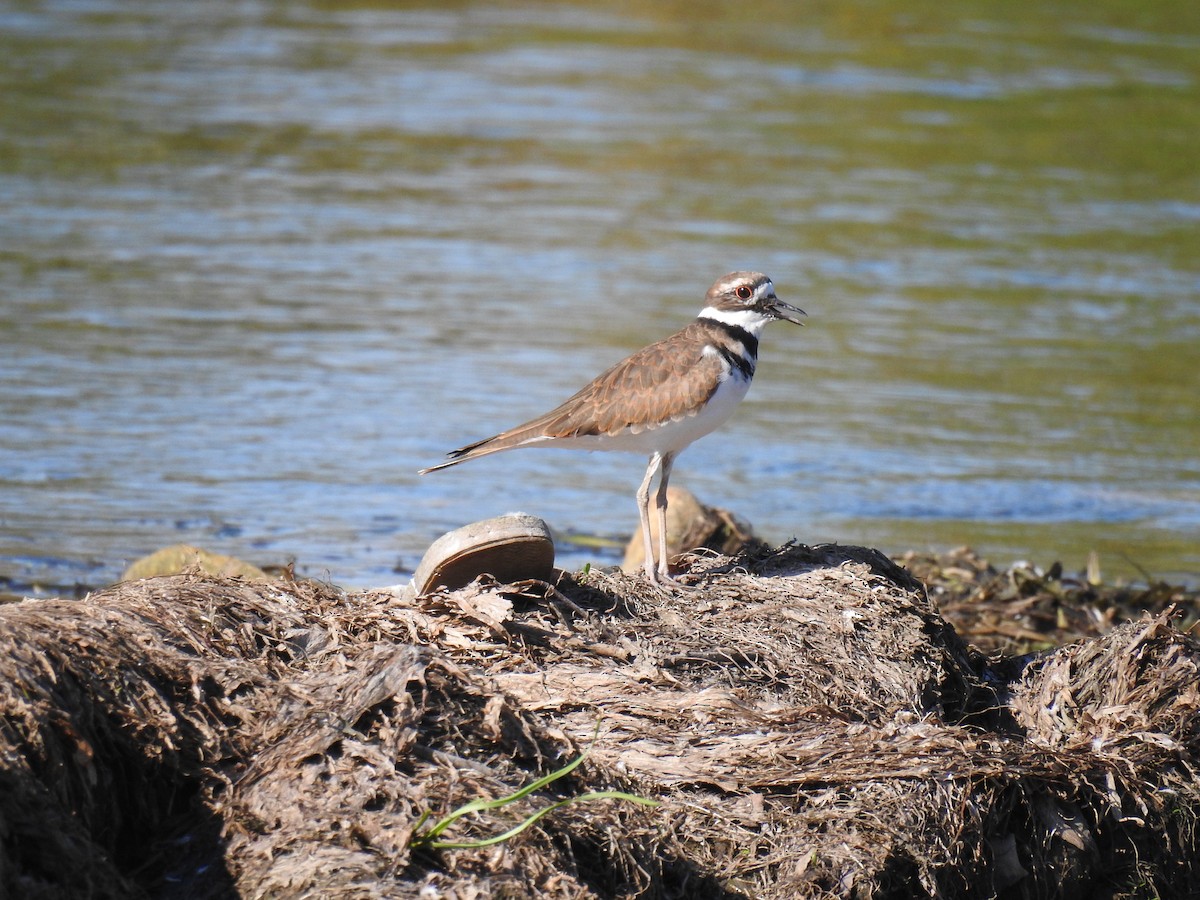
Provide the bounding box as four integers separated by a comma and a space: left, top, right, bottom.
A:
2, 543, 1199, 898
901, 546, 1199, 653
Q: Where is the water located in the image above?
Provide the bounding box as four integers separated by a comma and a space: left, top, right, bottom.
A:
2, 0, 1199, 594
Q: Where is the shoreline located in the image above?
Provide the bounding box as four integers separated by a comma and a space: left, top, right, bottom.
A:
3, 543, 1198, 897
4, 542, 1196, 654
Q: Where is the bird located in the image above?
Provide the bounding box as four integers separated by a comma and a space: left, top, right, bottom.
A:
419, 271, 805, 585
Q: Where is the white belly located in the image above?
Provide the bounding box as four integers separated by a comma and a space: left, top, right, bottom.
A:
531, 374, 752, 456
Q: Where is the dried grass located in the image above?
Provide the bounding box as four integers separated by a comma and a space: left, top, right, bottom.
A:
902, 546, 1199, 652
2, 543, 1199, 898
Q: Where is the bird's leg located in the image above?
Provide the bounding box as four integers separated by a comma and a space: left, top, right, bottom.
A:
655, 452, 677, 581
636, 452, 663, 585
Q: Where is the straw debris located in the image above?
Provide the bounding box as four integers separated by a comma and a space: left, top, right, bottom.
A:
902, 545, 1198, 652
1, 542, 1198, 898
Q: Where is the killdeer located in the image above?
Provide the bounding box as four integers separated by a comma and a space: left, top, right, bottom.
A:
419, 271, 805, 585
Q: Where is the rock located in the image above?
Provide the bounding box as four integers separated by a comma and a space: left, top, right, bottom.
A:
621, 485, 762, 575
408, 513, 555, 597
120, 544, 270, 583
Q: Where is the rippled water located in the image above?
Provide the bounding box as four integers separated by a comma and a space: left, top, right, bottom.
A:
2, 0, 1199, 593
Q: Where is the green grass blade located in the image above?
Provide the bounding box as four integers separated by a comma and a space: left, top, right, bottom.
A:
418, 749, 590, 842
426, 790, 660, 850
410, 724, 658, 850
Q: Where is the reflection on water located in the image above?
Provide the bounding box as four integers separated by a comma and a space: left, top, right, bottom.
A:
2, 0, 1198, 592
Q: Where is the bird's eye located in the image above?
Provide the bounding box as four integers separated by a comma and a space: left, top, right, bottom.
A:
735, 285, 753, 300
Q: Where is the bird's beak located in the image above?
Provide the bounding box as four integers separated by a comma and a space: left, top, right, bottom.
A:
768, 298, 807, 325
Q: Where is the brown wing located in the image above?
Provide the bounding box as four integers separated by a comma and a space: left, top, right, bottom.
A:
533, 321, 721, 437
419, 323, 721, 472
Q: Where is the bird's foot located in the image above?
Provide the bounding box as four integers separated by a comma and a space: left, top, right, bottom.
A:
644, 567, 700, 593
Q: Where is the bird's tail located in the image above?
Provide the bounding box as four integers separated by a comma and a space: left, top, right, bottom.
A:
417, 428, 547, 475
